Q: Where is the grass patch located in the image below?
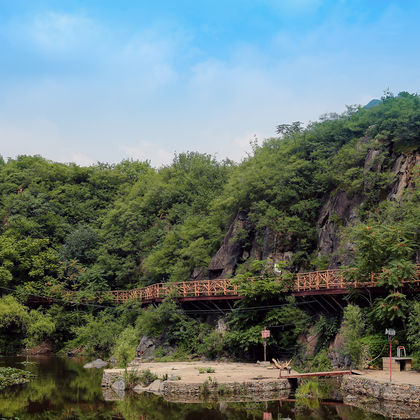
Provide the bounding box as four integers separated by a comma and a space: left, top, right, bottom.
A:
196, 367, 215, 374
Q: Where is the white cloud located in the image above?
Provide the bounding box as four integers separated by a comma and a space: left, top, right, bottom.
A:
29, 12, 99, 52
120, 141, 174, 168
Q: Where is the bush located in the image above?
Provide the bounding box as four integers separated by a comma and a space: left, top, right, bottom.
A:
407, 302, 420, 354
360, 334, 388, 368
308, 349, 332, 373
197, 367, 215, 374
113, 326, 138, 368
340, 305, 365, 368
138, 369, 158, 386
66, 312, 122, 357
124, 370, 140, 389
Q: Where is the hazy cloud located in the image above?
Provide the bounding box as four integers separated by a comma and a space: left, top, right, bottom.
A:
120, 141, 174, 167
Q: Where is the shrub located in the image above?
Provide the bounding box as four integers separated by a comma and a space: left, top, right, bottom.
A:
407, 302, 420, 354
138, 369, 158, 386
308, 349, 332, 373
340, 305, 365, 368
360, 334, 388, 368
197, 367, 215, 374
124, 370, 140, 389
113, 326, 138, 368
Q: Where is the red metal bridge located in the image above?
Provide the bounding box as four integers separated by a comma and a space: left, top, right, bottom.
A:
99, 264, 420, 305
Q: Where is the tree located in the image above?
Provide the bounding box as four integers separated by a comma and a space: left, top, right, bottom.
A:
340, 304, 365, 368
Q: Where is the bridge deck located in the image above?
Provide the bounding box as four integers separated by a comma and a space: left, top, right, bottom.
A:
57, 264, 420, 305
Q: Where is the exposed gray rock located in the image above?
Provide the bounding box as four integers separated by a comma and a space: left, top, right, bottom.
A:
136, 336, 175, 361
84, 359, 108, 369
208, 210, 251, 278
389, 152, 420, 200
216, 318, 227, 334
137, 336, 156, 360
111, 379, 125, 393
134, 379, 163, 394
329, 333, 351, 368
317, 190, 362, 267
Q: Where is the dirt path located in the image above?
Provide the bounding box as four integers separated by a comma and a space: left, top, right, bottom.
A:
358, 369, 420, 385
111, 361, 284, 384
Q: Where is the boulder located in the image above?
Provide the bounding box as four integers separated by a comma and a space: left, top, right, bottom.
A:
136, 336, 175, 361
111, 379, 125, 398
133, 379, 163, 394
84, 358, 108, 369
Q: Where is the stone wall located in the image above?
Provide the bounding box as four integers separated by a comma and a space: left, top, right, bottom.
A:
344, 394, 420, 419
102, 368, 291, 399
161, 379, 291, 398
342, 376, 420, 404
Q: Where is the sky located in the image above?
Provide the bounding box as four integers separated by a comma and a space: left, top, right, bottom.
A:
0, 0, 420, 167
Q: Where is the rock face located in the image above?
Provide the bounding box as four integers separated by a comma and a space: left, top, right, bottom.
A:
205, 150, 419, 276
317, 190, 362, 268
136, 336, 174, 361
389, 152, 420, 200
208, 211, 295, 278
208, 210, 251, 279
317, 150, 419, 268
329, 333, 351, 368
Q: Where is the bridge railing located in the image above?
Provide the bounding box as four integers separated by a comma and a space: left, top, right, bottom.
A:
295, 264, 420, 292
108, 278, 239, 304
71, 264, 420, 304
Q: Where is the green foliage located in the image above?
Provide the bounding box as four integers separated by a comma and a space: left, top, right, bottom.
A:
340, 304, 365, 368
295, 380, 332, 409
196, 367, 215, 374
113, 326, 138, 368
0, 367, 34, 390
232, 259, 294, 302
67, 312, 122, 357
360, 334, 388, 367
225, 296, 309, 358
308, 349, 332, 372
0, 295, 29, 354
407, 301, 420, 354
313, 315, 339, 351
137, 369, 158, 386
25, 310, 56, 348
0, 92, 419, 361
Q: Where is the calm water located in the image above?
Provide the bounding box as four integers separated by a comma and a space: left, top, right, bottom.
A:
0, 356, 417, 420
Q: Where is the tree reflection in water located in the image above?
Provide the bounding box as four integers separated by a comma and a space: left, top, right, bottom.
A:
0, 356, 405, 419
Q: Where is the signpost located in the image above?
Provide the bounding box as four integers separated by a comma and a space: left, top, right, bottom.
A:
385, 328, 396, 382
261, 328, 270, 362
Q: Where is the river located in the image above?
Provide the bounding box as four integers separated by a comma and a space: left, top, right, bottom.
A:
0, 356, 418, 419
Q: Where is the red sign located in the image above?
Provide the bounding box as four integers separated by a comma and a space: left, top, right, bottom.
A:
263, 413, 272, 420
261, 329, 270, 338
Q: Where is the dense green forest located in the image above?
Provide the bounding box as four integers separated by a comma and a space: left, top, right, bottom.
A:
0, 91, 419, 369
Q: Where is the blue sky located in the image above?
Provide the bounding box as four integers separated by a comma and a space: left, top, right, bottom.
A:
0, 0, 419, 166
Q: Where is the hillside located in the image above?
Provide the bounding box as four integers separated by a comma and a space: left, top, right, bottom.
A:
0, 91, 419, 367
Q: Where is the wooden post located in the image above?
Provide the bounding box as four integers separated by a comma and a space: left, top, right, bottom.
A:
390, 339, 392, 383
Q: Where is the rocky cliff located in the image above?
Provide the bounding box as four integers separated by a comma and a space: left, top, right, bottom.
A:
207, 150, 419, 277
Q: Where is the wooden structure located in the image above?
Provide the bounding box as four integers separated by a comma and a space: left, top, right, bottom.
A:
382, 357, 413, 372
58, 263, 420, 305
279, 370, 353, 379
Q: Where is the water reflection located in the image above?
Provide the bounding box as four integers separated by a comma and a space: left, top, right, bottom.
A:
0, 356, 417, 419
